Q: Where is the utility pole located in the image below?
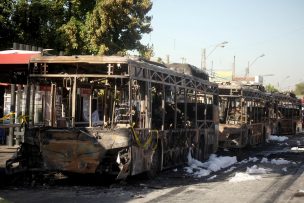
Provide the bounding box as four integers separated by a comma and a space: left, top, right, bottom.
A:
201, 48, 206, 70
211, 61, 214, 78
166, 55, 170, 64
201, 41, 228, 71
245, 61, 250, 76
246, 54, 265, 77
181, 57, 186, 64
232, 56, 236, 80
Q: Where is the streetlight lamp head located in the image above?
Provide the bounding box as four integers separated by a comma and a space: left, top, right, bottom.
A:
246, 53, 266, 77
201, 41, 229, 70
219, 41, 228, 48
260, 74, 274, 77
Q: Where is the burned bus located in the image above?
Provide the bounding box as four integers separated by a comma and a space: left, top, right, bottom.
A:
6, 55, 219, 178
218, 82, 268, 149
271, 92, 302, 135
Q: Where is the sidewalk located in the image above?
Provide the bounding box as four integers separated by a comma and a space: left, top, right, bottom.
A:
0, 145, 19, 153
277, 164, 304, 203
0, 145, 18, 168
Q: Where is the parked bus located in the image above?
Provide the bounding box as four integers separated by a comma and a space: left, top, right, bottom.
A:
218, 82, 268, 149
271, 92, 302, 135
6, 55, 219, 178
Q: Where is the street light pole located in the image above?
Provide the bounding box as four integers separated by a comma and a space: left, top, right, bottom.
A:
278, 75, 290, 90
259, 74, 274, 85
201, 48, 206, 71
201, 41, 228, 71
245, 54, 265, 76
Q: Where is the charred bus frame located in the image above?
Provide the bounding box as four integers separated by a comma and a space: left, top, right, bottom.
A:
271, 92, 302, 135
218, 82, 268, 149
6, 55, 219, 178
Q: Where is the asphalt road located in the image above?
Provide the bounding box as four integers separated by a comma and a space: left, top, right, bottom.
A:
1, 134, 304, 203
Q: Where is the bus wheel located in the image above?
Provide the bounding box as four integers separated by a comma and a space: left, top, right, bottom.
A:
236, 148, 245, 162
277, 123, 282, 135
262, 128, 266, 144
242, 132, 248, 147
146, 141, 162, 179
247, 131, 252, 147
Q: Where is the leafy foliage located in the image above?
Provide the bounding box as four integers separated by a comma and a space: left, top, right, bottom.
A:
295, 82, 304, 95
0, 0, 153, 57
82, 0, 153, 55
265, 84, 278, 93
0, 0, 14, 50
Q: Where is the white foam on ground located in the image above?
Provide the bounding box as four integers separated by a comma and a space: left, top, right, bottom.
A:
260, 157, 291, 165
229, 172, 261, 183
291, 147, 304, 151
193, 168, 211, 178
270, 158, 291, 165
248, 157, 259, 162
224, 166, 237, 173
260, 157, 269, 163
185, 152, 237, 178
282, 167, 288, 172
268, 135, 289, 142
246, 165, 271, 174
207, 175, 217, 180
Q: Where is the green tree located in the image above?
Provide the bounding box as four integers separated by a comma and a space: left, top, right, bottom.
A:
265, 84, 279, 93
57, 0, 96, 54
0, 0, 14, 50
138, 43, 154, 59
2, 0, 153, 56
81, 0, 153, 55
10, 0, 66, 50
295, 82, 304, 95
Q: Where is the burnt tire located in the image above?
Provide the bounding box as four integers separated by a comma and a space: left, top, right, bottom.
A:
236, 148, 245, 162
261, 128, 267, 145
277, 123, 282, 135
145, 142, 162, 179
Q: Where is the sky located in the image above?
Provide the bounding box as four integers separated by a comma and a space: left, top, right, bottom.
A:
141, 0, 304, 91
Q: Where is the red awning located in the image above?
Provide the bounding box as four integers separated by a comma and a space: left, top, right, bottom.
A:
0, 82, 10, 86
0, 53, 39, 64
